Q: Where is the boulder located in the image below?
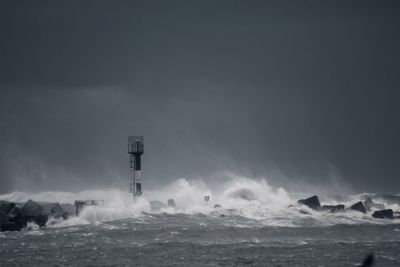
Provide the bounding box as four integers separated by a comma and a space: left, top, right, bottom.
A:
167, 199, 176, 208
7, 206, 25, 229
0, 201, 15, 214
34, 214, 48, 227
0, 210, 24, 232
60, 203, 75, 214
40, 202, 65, 218
57, 203, 75, 219
20, 199, 48, 227
7, 206, 21, 220
349, 201, 367, 213
150, 200, 166, 211
322, 204, 345, 213
21, 199, 43, 217
297, 195, 321, 210
372, 209, 394, 219
213, 204, 222, 208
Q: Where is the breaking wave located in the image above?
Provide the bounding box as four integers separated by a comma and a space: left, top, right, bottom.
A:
1, 176, 399, 228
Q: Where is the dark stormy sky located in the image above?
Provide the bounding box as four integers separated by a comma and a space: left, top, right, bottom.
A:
0, 1, 399, 194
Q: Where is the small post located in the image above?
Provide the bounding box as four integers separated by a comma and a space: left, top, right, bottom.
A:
204, 196, 210, 207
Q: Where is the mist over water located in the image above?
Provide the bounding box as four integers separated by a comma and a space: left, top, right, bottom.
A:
1, 175, 399, 228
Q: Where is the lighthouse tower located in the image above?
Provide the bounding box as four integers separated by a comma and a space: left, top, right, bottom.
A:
128, 136, 144, 200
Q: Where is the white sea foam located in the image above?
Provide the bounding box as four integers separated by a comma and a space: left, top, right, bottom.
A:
1, 175, 399, 228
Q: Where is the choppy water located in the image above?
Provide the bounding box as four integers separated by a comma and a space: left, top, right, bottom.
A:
1, 177, 400, 266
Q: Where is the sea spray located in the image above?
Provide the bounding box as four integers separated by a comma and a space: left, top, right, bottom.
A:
1, 176, 399, 228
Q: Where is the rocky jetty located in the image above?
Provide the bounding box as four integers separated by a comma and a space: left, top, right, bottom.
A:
0, 199, 70, 232
296, 195, 398, 219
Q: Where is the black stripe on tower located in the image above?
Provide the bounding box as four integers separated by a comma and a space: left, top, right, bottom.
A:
135, 183, 142, 195
134, 155, 141, 170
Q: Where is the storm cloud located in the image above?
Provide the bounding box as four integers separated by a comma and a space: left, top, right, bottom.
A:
1, 0, 399, 193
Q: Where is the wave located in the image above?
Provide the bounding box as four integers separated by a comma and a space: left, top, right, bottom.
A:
1, 176, 399, 228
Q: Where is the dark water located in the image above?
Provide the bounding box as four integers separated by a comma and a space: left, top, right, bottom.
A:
1, 213, 400, 266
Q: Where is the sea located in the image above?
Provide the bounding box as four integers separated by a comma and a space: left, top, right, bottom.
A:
0, 177, 399, 266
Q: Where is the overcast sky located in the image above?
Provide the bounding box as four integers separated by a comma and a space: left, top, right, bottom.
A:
0, 0, 399, 194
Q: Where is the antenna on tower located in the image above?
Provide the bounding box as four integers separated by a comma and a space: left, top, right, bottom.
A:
128, 136, 144, 200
